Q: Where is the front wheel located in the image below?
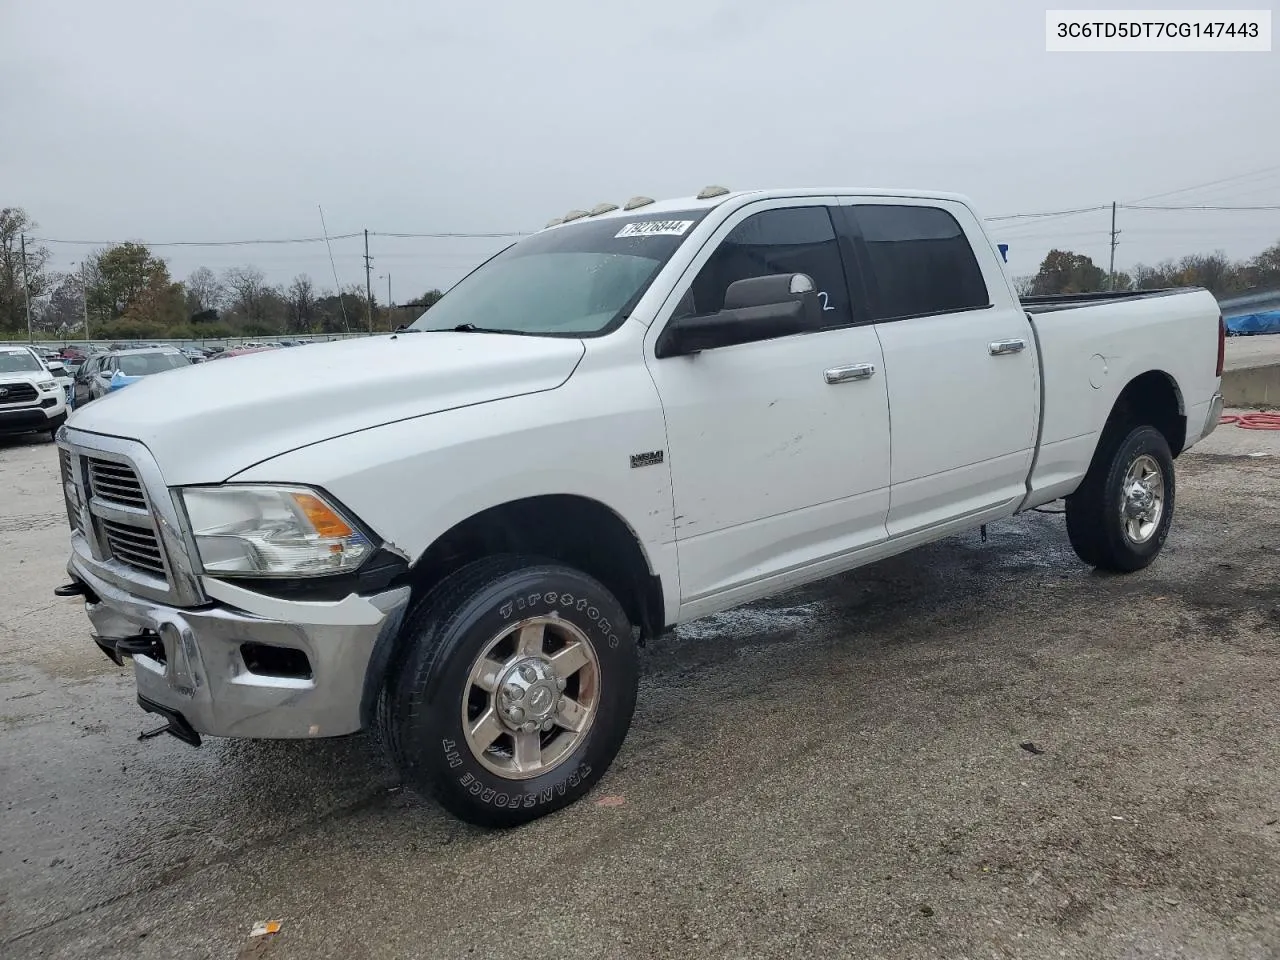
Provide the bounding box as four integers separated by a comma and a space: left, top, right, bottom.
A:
1065, 424, 1175, 572
383, 557, 639, 827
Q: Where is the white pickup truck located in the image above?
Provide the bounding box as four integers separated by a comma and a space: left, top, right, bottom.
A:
55, 187, 1225, 826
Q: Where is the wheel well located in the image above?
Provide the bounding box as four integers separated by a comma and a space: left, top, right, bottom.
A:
1109, 371, 1186, 456
406, 495, 665, 642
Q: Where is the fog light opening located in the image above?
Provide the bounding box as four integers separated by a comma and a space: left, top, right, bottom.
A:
239, 643, 312, 680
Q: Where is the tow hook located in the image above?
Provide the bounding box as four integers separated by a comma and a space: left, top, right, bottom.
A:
90, 632, 165, 667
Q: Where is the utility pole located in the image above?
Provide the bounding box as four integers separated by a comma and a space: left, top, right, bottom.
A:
363, 229, 374, 333
19, 233, 36, 343
80, 261, 91, 342
386, 272, 392, 308
1108, 201, 1119, 291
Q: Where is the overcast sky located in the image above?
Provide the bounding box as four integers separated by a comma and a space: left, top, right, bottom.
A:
3, 0, 1278, 298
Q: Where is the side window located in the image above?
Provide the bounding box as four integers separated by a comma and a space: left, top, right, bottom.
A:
676, 206, 854, 328
82, 359, 98, 377
850, 205, 989, 321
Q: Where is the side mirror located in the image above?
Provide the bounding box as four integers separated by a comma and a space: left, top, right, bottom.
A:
655, 273, 822, 359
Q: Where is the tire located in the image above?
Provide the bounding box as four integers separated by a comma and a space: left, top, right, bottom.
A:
1065, 423, 1175, 572
384, 557, 639, 827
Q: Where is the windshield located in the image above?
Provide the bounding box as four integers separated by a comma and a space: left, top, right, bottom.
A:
0, 350, 43, 375
410, 210, 709, 336
117, 353, 190, 376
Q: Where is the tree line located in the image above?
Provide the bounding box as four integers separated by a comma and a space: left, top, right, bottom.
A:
7, 204, 1280, 340
1018, 238, 1280, 298
1, 207, 444, 341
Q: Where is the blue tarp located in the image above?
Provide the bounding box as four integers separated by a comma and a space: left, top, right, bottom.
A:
1225, 310, 1280, 335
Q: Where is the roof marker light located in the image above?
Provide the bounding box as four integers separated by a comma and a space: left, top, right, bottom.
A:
623, 196, 655, 210
589, 203, 619, 216
562, 209, 589, 222
697, 185, 730, 199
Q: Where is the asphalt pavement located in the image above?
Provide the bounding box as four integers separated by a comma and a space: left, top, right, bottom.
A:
1, 420, 1278, 960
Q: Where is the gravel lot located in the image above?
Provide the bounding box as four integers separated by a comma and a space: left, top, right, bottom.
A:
1, 421, 1278, 960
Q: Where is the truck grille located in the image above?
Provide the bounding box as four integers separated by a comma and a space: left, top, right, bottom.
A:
0, 382, 38, 404
59, 433, 203, 607
100, 519, 167, 576
87, 458, 148, 508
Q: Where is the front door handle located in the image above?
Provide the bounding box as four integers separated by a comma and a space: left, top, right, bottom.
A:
824, 363, 876, 384
989, 339, 1027, 356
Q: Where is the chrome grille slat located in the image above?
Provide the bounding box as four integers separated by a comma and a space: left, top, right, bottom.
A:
86, 458, 148, 508
58, 449, 84, 534
100, 519, 166, 575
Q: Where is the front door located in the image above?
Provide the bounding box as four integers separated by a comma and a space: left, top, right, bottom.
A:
644, 199, 892, 614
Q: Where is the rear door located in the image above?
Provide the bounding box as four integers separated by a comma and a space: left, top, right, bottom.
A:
836, 199, 1039, 537
644, 199, 891, 612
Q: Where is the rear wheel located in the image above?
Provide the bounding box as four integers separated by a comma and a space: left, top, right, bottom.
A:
383, 557, 638, 827
1065, 423, 1175, 572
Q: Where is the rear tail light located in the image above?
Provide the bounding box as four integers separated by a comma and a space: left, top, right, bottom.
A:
1216, 314, 1225, 377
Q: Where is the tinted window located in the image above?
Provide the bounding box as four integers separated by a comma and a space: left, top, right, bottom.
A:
411, 210, 709, 337
851, 205, 989, 320
117, 352, 190, 376
677, 206, 854, 328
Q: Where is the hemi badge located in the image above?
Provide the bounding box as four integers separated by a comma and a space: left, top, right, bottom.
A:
630, 450, 664, 469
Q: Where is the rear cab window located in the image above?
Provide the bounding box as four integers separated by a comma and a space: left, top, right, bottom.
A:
844, 204, 990, 321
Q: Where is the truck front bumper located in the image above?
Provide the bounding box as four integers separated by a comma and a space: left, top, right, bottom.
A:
70, 557, 410, 740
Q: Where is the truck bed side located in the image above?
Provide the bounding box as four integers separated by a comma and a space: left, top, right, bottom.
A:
1023, 287, 1222, 506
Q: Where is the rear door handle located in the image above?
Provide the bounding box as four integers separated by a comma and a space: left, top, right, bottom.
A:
989, 339, 1027, 356
824, 363, 876, 384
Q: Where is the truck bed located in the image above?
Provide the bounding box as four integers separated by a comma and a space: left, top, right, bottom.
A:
1021, 287, 1203, 315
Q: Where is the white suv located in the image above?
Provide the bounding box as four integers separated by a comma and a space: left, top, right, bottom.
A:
0, 346, 68, 441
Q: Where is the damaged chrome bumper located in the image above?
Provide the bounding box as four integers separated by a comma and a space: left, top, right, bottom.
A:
69, 556, 410, 740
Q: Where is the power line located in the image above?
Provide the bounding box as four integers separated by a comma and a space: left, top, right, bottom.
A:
30, 233, 363, 247
1127, 164, 1280, 204
371, 230, 528, 239
984, 205, 1109, 222
28, 229, 529, 247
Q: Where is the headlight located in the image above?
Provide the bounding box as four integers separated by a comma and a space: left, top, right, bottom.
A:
37, 379, 57, 392
179, 485, 374, 578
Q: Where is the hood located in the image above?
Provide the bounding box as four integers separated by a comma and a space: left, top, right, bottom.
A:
0, 371, 46, 386
67, 333, 585, 484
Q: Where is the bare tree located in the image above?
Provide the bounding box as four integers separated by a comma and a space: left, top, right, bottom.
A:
222, 265, 267, 322
39, 271, 86, 333
186, 266, 225, 314
285, 274, 316, 332
0, 207, 52, 332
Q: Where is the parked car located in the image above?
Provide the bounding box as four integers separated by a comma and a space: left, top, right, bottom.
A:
45, 359, 76, 409
55, 186, 1224, 827
72, 347, 191, 405
0, 345, 68, 440
181, 348, 207, 364
207, 345, 277, 361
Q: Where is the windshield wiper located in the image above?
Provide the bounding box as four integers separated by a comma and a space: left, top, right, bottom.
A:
450, 323, 505, 333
